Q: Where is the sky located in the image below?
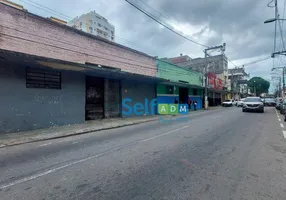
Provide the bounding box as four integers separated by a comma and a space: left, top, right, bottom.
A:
11, 0, 286, 93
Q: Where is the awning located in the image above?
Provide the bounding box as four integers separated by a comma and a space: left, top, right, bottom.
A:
207, 88, 227, 93
160, 81, 204, 89
0, 49, 165, 84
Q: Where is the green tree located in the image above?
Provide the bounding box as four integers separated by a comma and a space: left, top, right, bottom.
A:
247, 77, 270, 96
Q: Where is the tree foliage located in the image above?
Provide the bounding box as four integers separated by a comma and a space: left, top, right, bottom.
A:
247, 77, 270, 95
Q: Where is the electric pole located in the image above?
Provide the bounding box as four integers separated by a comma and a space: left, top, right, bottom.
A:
272, 66, 285, 97
204, 43, 226, 110
283, 67, 285, 97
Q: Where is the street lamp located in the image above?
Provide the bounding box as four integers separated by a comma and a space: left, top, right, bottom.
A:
264, 18, 286, 23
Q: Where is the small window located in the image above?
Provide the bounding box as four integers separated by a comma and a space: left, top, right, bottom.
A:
98, 23, 102, 27
26, 67, 61, 89
111, 37, 114, 40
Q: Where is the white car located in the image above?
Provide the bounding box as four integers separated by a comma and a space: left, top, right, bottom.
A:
233, 99, 238, 106
222, 100, 233, 107
237, 98, 245, 107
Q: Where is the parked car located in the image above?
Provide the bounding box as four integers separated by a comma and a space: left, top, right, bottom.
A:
237, 98, 245, 107
276, 98, 283, 110
222, 100, 233, 107
276, 102, 281, 110
242, 97, 264, 113
263, 98, 276, 107
233, 99, 238, 106
280, 98, 286, 114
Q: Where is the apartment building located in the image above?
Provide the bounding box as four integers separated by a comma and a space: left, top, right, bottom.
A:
68, 11, 115, 41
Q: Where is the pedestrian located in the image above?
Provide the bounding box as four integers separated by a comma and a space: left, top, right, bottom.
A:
194, 100, 197, 111
187, 97, 192, 111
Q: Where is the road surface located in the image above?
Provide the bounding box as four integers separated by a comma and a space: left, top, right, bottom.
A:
1, 107, 286, 200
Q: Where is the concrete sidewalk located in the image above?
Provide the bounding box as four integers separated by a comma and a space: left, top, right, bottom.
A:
0, 107, 222, 148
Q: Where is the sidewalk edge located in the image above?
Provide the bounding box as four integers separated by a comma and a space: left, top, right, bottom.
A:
0, 118, 159, 148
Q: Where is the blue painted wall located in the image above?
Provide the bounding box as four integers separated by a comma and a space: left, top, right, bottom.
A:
0, 62, 85, 133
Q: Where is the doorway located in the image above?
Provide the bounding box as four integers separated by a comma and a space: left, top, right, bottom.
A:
179, 87, 189, 104
85, 76, 104, 120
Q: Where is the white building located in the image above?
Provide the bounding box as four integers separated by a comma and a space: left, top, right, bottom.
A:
68, 11, 115, 41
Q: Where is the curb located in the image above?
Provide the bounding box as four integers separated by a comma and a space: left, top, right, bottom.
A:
0, 107, 222, 148
0, 118, 159, 148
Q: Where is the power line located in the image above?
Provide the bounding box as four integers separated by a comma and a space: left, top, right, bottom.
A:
125, 0, 209, 48
282, 0, 286, 28
137, 0, 191, 35
238, 57, 271, 68
14, 0, 243, 77
20, 0, 240, 69
0, 24, 151, 67
267, 0, 275, 7
126, 0, 241, 69
1, 28, 206, 77
278, 16, 286, 50
17, 0, 152, 54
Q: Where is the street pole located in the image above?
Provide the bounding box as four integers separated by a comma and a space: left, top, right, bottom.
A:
283, 67, 285, 97
279, 77, 282, 97
203, 43, 226, 110
204, 50, 208, 110
274, 0, 278, 52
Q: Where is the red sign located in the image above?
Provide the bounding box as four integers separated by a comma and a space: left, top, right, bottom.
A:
216, 78, 223, 90
208, 73, 223, 90
208, 73, 216, 88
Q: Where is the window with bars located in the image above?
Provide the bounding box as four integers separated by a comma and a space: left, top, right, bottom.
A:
26, 67, 61, 89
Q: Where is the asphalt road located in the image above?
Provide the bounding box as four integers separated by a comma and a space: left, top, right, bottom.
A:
1, 107, 286, 200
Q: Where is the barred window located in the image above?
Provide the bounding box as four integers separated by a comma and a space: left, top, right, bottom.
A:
26, 67, 61, 89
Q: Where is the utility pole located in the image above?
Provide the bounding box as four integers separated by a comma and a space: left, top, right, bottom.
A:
204, 43, 226, 110
283, 67, 285, 97
279, 77, 282, 97
272, 66, 285, 97
274, 0, 278, 52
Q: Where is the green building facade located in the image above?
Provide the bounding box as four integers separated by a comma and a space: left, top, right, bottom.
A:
156, 59, 204, 109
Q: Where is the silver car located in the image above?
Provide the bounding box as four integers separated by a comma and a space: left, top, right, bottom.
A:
242, 97, 264, 113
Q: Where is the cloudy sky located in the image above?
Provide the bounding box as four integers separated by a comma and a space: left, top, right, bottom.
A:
12, 0, 286, 92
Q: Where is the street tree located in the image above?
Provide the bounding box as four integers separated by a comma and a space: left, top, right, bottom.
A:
247, 77, 270, 96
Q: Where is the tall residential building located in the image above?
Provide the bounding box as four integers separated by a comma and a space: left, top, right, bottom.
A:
68, 11, 115, 41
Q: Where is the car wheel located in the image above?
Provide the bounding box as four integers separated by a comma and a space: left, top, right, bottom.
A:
242, 109, 245, 112
261, 110, 264, 113
284, 116, 286, 122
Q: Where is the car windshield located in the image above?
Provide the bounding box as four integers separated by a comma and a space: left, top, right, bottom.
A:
244, 98, 261, 102
265, 98, 274, 102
